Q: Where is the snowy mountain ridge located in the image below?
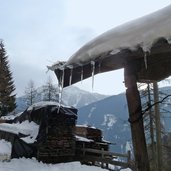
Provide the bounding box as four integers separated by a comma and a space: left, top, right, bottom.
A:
16, 86, 108, 112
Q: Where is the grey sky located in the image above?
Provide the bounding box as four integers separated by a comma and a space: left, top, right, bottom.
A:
0, 0, 170, 96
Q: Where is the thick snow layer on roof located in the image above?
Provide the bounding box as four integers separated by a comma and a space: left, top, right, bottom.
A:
51, 5, 171, 69
27, 101, 60, 111
0, 121, 39, 143
27, 101, 70, 111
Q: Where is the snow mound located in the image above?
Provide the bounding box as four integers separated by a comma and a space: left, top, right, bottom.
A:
0, 139, 11, 161
0, 139, 11, 155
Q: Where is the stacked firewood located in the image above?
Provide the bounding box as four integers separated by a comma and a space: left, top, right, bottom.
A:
75, 126, 102, 141
74, 125, 110, 160
37, 107, 77, 163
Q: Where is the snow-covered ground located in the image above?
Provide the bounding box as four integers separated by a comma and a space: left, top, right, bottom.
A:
0, 158, 107, 171
0, 158, 131, 171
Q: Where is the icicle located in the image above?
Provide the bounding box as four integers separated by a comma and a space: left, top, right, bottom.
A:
144, 52, 148, 69
81, 67, 83, 84
58, 69, 65, 113
69, 66, 73, 86
91, 61, 95, 91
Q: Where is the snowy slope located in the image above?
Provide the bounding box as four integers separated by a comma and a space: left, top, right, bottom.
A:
78, 93, 131, 153
62, 86, 108, 107
78, 86, 171, 154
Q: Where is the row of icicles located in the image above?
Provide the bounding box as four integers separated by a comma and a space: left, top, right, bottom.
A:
57, 60, 96, 112
57, 51, 148, 112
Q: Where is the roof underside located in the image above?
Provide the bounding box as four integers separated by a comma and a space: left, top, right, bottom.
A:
50, 5, 171, 87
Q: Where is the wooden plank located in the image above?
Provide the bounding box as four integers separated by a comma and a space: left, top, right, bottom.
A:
81, 148, 129, 158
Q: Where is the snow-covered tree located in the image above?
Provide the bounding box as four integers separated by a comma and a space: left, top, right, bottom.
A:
0, 40, 16, 116
25, 80, 37, 106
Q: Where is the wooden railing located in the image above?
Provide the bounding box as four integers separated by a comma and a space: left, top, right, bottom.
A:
79, 148, 134, 170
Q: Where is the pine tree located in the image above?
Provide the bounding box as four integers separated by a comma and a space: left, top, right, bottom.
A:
0, 40, 16, 116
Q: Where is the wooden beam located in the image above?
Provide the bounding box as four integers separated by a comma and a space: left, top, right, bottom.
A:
124, 63, 150, 171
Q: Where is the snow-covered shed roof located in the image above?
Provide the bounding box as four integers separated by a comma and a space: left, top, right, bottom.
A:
50, 4, 171, 87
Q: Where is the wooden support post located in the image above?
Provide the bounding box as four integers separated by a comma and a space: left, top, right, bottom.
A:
153, 81, 162, 171
147, 83, 156, 171
124, 64, 150, 171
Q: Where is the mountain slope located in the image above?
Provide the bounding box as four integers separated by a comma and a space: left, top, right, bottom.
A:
16, 86, 108, 112
77, 93, 131, 153
77, 86, 171, 153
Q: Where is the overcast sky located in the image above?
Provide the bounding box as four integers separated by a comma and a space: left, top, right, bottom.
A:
0, 0, 171, 96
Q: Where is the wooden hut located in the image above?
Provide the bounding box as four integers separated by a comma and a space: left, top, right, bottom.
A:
49, 5, 171, 171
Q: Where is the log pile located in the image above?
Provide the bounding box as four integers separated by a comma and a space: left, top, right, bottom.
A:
75, 125, 109, 154
37, 107, 77, 163
75, 126, 102, 141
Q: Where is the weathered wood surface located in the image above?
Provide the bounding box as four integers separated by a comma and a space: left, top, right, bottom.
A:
37, 109, 77, 163
124, 62, 150, 171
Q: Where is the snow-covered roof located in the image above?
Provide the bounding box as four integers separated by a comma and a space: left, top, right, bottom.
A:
27, 101, 72, 111
50, 4, 171, 86
0, 121, 39, 144
64, 4, 171, 67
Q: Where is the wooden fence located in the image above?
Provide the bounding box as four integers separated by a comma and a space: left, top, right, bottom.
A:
79, 147, 135, 170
